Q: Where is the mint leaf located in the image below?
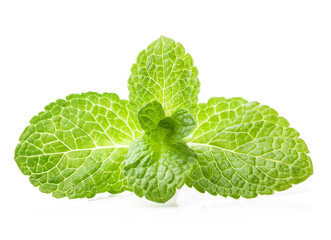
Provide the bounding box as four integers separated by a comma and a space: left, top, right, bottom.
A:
186, 97, 313, 198
137, 101, 165, 134
123, 103, 197, 203
123, 135, 196, 203
15, 92, 142, 198
128, 36, 200, 116
14, 36, 313, 203
159, 108, 196, 141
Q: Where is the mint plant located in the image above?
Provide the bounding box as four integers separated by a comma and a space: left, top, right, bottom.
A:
15, 36, 313, 203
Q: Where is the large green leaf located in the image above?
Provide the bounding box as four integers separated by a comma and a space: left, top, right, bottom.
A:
186, 97, 313, 198
15, 92, 142, 198
128, 36, 200, 116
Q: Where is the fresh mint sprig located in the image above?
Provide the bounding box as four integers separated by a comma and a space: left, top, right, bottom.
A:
15, 36, 313, 203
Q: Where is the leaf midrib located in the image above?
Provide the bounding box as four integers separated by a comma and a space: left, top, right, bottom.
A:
16, 144, 130, 158
187, 142, 282, 163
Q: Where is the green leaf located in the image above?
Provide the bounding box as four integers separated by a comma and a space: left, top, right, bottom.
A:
124, 105, 197, 203
14, 36, 313, 203
128, 36, 200, 116
123, 135, 196, 203
15, 92, 142, 198
137, 101, 165, 134
159, 108, 196, 141
186, 97, 313, 199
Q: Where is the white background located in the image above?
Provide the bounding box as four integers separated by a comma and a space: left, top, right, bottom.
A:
0, 1, 330, 239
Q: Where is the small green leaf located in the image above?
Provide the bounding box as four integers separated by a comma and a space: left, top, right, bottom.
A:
15, 92, 142, 198
128, 36, 200, 116
159, 108, 196, 141
186, 97, 313, 199
123, 135, 196, 203
137, 101, 165, 134
124, 105, 197, 203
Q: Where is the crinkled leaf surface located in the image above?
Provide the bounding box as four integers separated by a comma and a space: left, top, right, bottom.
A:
128, 36, 200, 116
186, 97, 313, 198
159, 108, 196, 141
138, 101, 165, 134
15, 92, 142, 198
123, 102, 197, 203
123, 135, 196, 203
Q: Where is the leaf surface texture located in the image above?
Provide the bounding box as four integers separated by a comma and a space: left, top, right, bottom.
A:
128, 36, 200, 115
15, 92, 142, 198
186, 97, 313, 198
